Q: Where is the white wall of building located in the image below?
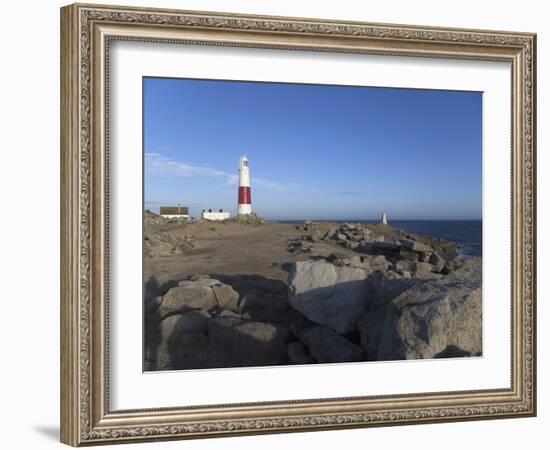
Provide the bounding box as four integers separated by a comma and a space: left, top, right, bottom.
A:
202, 211, 231, 221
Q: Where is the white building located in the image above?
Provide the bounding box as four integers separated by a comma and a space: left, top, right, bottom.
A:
202, 209, 230, 221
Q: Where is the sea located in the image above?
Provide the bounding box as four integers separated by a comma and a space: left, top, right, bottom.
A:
279, 220, 482, 259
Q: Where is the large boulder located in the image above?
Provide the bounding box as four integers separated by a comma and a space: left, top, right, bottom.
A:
159, 310, 210, 345
377, 258, 482, 360
212, 283, 240, 312
288, 260, 369, 334
167, 333, 222, 370
152, 310, 213, 370
366, 270, 419, 304
357, 271, 420, 359
291, 319, 364, 363
357, 307, 387, 360
362, 255, 391, 272
158, 279, 239, 319
429, 251, 446, 273
287, 342, 316, 364
159, 285, 217, 319
239, 289, 289, 323
208, 318, 289, 367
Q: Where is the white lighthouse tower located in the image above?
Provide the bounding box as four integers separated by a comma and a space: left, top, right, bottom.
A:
237, 156, 252, 215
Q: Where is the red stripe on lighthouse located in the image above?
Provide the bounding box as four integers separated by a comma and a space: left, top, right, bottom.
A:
238, 186, 251, 204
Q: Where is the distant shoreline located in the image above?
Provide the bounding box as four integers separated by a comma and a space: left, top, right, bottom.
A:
276, 219, 482, 259
275, 219, 482, 223
144, 212, 482, 258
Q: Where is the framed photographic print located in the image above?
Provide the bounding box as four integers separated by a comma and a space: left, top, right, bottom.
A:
60, 3, 537, 446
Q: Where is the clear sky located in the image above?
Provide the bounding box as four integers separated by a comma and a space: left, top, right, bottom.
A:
144, 77, 482, 220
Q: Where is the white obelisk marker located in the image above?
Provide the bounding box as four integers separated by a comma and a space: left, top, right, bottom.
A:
238, 156, 252, 215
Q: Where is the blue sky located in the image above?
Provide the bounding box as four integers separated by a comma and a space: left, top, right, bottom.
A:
144, 77, 482, 220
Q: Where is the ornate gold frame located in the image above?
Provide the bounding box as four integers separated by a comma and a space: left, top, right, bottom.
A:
60, 3, 536, 446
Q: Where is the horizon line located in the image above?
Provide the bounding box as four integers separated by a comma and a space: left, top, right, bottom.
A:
144, 209, 481, 222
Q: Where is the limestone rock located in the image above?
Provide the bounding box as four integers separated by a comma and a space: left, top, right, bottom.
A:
335, 254, 390, 274
414, 261, 436, 274
429, 251, 446, 273
357, 271, 420, 359
395, 260, 414, 273
214, 274, 287, 296
219, 310, 242, 319
159, 279, 241, 319
208, 318, 289, 367
364, 255, 391, 272
288, 260, 369, 334
377, 258, 482, 360
344, 241, 360, 250
167, 332, 222, 370
359, 241, 401, 257
212, 283, 240, 312
413, 271, 443, 280
294, 323, 364, 363
366, 270, 419, 305
239, 289, 289, 323
178, 277, 218, 287
400, 239, 432, 253
287, 342, 316, 364
399, 248, 420, 261
159, 283, 218, 319
159, 310, 210, 345
154, 310, 213, 370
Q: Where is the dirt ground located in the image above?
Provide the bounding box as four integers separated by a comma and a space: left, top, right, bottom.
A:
144, 221, 355, 290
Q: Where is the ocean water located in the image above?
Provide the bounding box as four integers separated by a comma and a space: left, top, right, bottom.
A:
280, 220, 482, 259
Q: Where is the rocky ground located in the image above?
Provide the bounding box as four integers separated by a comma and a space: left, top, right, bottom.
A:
144, 211, 481, 371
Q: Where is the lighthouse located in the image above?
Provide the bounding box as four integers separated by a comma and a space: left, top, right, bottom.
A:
238, 156, 252, 215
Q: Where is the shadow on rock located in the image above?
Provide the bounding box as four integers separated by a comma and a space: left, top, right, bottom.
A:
144, 274, 293, 370
209, 273, 287, 296
435, 345, 481, 358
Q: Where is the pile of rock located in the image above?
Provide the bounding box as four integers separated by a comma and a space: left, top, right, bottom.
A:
145, 256, 481, 369
373, 259, 482, 360
324, 223, 459, 277
329, 222, 373, 247
145, 275, 291, 370
327, 253, 391, 274
286, 256, 482, 362
289, 313, 364, 363
287, 236, 313, 253
295, 221, 340, 242
144, 223, 481, 370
